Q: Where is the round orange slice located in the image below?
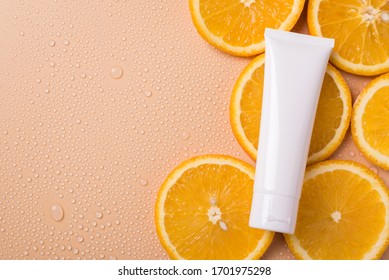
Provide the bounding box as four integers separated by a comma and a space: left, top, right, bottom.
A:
352, 73, 389, 170
308, 0, 389, 76
285, 160, 389, 259
230, 54, 351, 165
155, 154, 274, 259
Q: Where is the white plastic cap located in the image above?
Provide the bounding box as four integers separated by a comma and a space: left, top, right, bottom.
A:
249, 193, 299, 234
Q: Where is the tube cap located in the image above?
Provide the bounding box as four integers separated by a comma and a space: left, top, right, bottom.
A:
249, 193, 299, 234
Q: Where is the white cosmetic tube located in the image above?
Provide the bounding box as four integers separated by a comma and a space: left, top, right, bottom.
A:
249, 29, 334, 234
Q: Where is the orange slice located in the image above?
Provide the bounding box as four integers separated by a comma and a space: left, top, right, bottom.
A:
285, 160, 389, 259
230, 54, 351, 165
308, 0, 389, 76
189, 0, 305, 56
155, 154, 274, 259
352, 73, 389, 170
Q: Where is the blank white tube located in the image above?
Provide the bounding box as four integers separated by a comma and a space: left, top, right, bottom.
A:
249, 29, 334, 234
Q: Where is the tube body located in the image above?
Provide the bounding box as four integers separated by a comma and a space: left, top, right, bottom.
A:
249, 29, 334, 234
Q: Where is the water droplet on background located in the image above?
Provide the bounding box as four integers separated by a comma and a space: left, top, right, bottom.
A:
95, 212, 103, 219
182, 132, 190, 140
51, 204, 64, 222
139, 179, 148, 186
370, 166, 379, 174
110, 66, 123, 79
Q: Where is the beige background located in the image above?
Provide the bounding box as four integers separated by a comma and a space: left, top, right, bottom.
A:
0, 0, 388, 259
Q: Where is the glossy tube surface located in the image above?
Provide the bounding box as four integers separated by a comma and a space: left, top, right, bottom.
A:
249, 29, 334, 234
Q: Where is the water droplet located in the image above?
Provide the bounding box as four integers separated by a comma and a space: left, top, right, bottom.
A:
349, 151, 355, 157
51, 204, 64, 222
370, 166, 379, 174
182, 132, 190, 140
139, 179, 148, 186
48, 40, 56, 47
110, 66, 123, 79
77, 236, 84, 243
381, 12, 389, 23
75, 119, 81, 124
144, 90, 152, 97
95, 212, 103, 219
219, 221, 227, 231
63, 40, 69, 46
